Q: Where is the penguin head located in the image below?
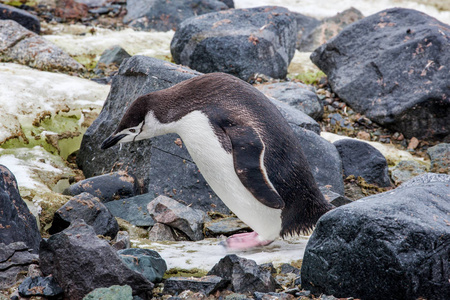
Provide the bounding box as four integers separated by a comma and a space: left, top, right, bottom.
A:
101, 97, 163, 150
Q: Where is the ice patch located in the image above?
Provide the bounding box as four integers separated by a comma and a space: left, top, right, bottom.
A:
132, 237, 308, 270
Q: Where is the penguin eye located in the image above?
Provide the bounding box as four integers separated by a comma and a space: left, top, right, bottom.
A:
129, 128, 136, 133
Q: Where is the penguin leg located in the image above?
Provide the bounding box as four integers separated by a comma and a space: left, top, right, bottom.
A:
224, 231, 274, 250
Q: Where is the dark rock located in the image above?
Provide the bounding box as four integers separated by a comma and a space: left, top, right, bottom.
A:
55, 0, 88, 20
311, 8, 450, 140
256, 82, 323, 120
40, 220, 154, 300
148, 223, 176, 241
291, 128, 344, 195
204, 217, 250, 237
171, 6, 297, 81
279, 264, 300, 276
83, 285, 133, 300
104, 194, 155, 227
147, 195, 207, 241
0, 4, 40, 34
112, 231, 131, 250
268, 97, 321, 135
293, 12, 320, 50
124, 0, 228, 31
63, 171, 140, 203
164, 275, 228, 295
118, 248, 167, 283
334, 139, 391, 187
301, 173, 450, 300
298, 7, 364, 51
428, 143, 450, 173
0, 242, 39, 289
390, 160, 428, 185
254, 291, 294, 300
0, 165, 40, 253
18, 275, 63, 298
0, 20, 84, 72
94, 45, 131, 75
319, 187, 352, 207
49, 192, 119, 239
208, 254, 278, 293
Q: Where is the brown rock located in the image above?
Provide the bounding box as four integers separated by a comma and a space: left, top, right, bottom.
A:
148, 223, 176, 241
407, 137, 420, 150
357, 131, 371, 141
55, 0, 88, 20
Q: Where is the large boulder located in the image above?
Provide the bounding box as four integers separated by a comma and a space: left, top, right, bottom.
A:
311, 8, 450, 140
0, 3, 40, 33
40, 220, 154, 300
0, 165, 41, 253
0, 20, 84, 72
170, 6, 297, 81
124, 0, 228, 31
301, 173, 450, 300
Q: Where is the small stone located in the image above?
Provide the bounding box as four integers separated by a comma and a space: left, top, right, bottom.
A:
208, 255, 278, 293
427, 143, 450, 174
148, 223, 176, 241
27, 264, 42, 278
83, 285, 133, 300
105, 194, 155, 227
164, 275, 229, 295
112, 231, 131, 250
204, 217, 250, 237
49, 192, 119, 239
118, 248, 167, 283
280, 264, 301, 275
407, 137, 420, 150
320, 187, 352, 207
18, 276, 63, 298
147, 195, 207, 241
356, 131, 371, 141
63, 171, 139, 203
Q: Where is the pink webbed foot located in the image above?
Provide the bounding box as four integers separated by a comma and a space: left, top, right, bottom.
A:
222, 231, 274, 250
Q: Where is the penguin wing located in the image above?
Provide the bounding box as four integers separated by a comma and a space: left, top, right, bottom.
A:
224, 125, 285, 209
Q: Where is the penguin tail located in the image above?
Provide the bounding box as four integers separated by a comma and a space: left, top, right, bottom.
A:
279, 189, 333, 238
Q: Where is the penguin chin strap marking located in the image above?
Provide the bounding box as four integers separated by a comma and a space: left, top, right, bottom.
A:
132, 119, 146, 144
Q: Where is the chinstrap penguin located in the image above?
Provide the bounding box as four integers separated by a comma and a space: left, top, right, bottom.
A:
101, 73, 332, 250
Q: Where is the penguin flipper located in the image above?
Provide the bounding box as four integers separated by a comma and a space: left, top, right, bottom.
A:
224, 126, 285, 209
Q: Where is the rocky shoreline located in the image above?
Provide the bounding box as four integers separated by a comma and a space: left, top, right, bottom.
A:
1, 0, 449, 299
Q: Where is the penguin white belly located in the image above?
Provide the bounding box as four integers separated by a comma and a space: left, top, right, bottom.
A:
175, 111, 282, 241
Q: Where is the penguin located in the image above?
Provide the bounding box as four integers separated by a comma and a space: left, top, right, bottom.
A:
101, 72, 332, 250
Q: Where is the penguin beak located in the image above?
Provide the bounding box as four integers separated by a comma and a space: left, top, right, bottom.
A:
101, 134, 127, 150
